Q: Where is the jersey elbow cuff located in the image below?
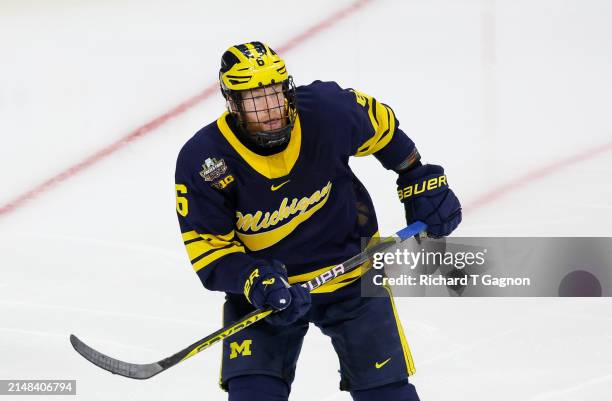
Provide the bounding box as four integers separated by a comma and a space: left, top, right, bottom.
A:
373, 130, 417, 170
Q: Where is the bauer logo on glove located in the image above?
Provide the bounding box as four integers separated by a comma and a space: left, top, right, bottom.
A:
243, 268, 260, 300
397, 174, 448, 201
397, 164, 462, 238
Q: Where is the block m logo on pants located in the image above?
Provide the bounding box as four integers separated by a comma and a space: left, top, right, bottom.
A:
229, 340, 252, 359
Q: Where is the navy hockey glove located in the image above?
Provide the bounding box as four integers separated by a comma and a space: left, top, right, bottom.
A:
266, 285, 311, 326
397, 164, 462, 237
243, 260, 311, 326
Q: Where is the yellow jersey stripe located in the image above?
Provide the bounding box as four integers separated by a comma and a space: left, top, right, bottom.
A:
181, 230, 245, 272
355, 96, 381, 153
182, 231, 199, 242
365, 104, 395, 155
288, 264, 341, 283
383, 284, 416, 375
182, 230, 235, 243
355, 99, 395, 157
186, 238, 240, 262
192, 244, 245, 272
365, 96, 379, 139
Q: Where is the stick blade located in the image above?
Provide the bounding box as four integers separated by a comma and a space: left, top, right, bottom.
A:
70, 334, 163, 380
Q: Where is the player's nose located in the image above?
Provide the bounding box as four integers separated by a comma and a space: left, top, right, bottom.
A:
266, 93, 282, 108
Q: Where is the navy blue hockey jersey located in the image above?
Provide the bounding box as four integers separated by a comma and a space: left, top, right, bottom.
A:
175, 81, 416, 294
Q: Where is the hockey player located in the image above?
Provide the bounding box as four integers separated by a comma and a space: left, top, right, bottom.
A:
175, 42, 461, 401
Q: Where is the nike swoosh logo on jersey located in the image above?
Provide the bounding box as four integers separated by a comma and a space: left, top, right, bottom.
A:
271, 180, 291, 191
375, 357, 391, 369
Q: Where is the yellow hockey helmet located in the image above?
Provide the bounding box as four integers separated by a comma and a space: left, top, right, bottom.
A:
219, 42, 288, 92
219, 42, 297, 148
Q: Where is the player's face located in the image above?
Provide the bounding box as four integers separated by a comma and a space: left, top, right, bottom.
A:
237, 84, 287, 133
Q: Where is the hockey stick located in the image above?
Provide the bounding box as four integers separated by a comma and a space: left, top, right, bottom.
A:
70, 221, 427, 379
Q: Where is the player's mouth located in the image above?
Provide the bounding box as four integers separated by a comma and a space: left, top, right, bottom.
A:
263, 120, 283, 130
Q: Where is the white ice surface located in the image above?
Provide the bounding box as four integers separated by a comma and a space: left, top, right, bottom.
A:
1, 0, 612, 400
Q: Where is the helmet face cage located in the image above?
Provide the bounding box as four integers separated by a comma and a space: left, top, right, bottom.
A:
225, 77, 297, 148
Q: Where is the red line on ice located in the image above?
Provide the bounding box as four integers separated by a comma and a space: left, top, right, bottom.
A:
0, 0, 373, 217
463, 139, 612, 214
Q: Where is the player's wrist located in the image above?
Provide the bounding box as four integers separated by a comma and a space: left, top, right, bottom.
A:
393, 148, 422, 174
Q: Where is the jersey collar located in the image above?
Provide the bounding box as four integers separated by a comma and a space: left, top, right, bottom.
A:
216, 112, 301, 179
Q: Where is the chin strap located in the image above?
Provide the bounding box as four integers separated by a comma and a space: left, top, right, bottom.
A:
227, 113, 291, 154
